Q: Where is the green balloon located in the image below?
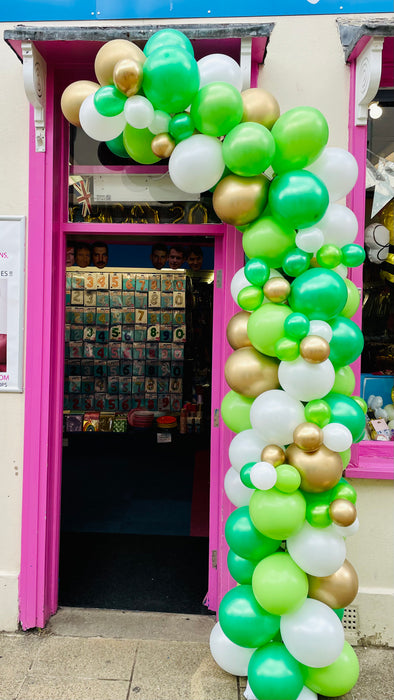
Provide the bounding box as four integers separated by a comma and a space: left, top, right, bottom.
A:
223, 122, 276, 176
244, 258, 270, 287
227, 549, 257, 584
143, 46, 199, 113
248, 303, 292, 356
225, 506, 281, 560
284, 312, 310, 340
282, 248, 312, 277
303, 491, 331, 528
252, 552, 308, 615
289, 268, 348, 321
341, 279, 361, 318
269, 170, 329, 230
353, 395, 368, 414
304, 399, 331, 427
275, 337, 300, 362
249, 487, 306, 540
329, 316, 364, 367
191, 81, 243, 137
94, 84, 127, 116
303, 641, 359, 696
271, 106, 329, 174
242, 216, 296, 269
332, 365, 356, 395
341, 243, 366, 267
249, 643, 304, 700
106, 133, 130, 158
316, 243, 342, 269
339, 447, 352, 469
275, 464, 302, 493
169, 112, 195, 142
143, 28, 194, 57
221, 390, 253, 433
237, 285, 264, 311
123, 124, 161, 164
331, 477, 357, 504
219, 585, 280, 648
324, 392, 366, 443
334, 607, 345, 620
240, 462, 256, 488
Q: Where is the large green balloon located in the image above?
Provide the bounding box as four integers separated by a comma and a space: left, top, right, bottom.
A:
289, 268, 348, 321
252, 552, 308, 615
225, 506, 281, 560
329, 316, 364, 367
248, 303, 292, 357
123, 124, 161, 164
248, 643, 304, 700
143, 28, 194, 57
324, 392, 366, 443
242, 216, 296, 269
249, 487, 306, 540
303, 641, 359, 696
94, 84, 127, 117
143, 46, 199, 113
271, 106, 329, 174
191, 82, 243, 137
219, 585, 280, 648
221, 390, 253, 432
332, 365, 356, 395
223, 122, 276, 177
227, 549, 257, 584
268, 170, 329, 230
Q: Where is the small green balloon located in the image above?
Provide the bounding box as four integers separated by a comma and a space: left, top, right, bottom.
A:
331, 477, 357, 504
271, 106, 329, 174
284, 313, 310, 340
240, 462, 256, 488
237, 285, 264, 311
249, 487, 306, 540
341, 243, 366, 267
223, 121, 276, 177
242, 216, 296, 269
303, 641, 359, 696
123, 123, 161, 164
227, 549, 257, 584
304, 492, 331, 528
304, 399, 331, 427
289, 268, 348, 321
252, 552, 308, 616
191, 81, 243, 137
94, 84, 127, 117
219, 584, 280, 648
169, 112, 195, 142
329, 316, 364, 367
332, 365, 356, 395
221, 390, 253, 433
275, 464, 302, 493
106, 132, 130, 158
352, 395, 368, 414
324, 392, 366, 443
268, 170, 329, 230
282, 248, 312, 277
316, 244, 342, 269
225, 506, 282, 561
248, 303, 292, 357
249, 643, 304, 700
341, 278, 361, 318
275, 337, 300, 362
244, 258, 270, 287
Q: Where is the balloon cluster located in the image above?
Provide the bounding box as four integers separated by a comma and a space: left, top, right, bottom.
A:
61, 29, 365, 700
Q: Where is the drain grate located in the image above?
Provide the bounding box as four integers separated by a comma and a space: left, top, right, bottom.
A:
342, 607, 358, 631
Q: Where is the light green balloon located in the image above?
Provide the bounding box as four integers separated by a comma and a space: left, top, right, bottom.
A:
271, 106, 329, 174
252, 552, 308, 616
221, 390, 253, 432
339, 448, 352, 469
275, 464, 301, 493
303, 641, 359, 696
248, 303, 292, 357
123, 124, 161, 164
242, 216, 296, 269
332, 365, 356, 395
249, 487, 306, 540
341, 278, 361, 318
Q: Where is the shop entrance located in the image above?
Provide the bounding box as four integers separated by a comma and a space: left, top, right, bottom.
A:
59, 235, 214, 614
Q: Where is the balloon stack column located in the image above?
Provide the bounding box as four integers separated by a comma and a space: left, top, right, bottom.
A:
60, 30, 365, 700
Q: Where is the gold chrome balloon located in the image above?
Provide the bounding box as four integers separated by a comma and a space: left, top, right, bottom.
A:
226, 311, 252, 350
241, 88, 280, 130
224, 347, 279, 398
151, 133, 176, 159
293, 422, 324, 452
263, 278, 291, 303
95, 39, 146, 86
113, 57, 144, 97
261, 444, 286, 467
300, 335, 330, 363
213, 174, 270, 227
285, 443, 343, 492
308, 560, 359, 609
60, 80, 100, 127
329, 498, 357, 526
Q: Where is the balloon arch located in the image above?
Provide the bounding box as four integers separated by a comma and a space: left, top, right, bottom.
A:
62, 29, 364, 699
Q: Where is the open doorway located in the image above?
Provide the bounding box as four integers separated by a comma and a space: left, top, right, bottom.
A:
59, 235, 215, 614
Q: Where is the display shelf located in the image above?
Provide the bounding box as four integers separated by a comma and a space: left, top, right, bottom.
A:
346, 440, 394, 479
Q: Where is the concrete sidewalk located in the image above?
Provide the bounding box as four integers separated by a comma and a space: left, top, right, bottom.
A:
0, 608, 393, 700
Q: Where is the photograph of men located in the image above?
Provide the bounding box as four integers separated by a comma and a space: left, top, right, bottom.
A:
150, 243, 168, 270
187, 245, 204, 271
168, 244, 185, 270
74, 243, 91, 268
92, 241, 109, 269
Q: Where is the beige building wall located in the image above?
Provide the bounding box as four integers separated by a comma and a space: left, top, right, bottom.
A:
0, 14, 392, 639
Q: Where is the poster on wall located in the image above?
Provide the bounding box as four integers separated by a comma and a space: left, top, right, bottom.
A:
0, 216, 25, 392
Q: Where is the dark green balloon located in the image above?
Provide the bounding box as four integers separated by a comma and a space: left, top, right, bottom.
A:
143, 28, 194, 57
219, 585, 280, 648
284, 312, 310, 340
268, 170, 329, 230
94, 84, 127, 117
169, 112, 195, 142
106, 133, 130, 158
240, 462, 256, 488
324, 392, 366, 443
248, 642, 304, 700
289, 268, 348, 321
245, 258, 270, 287
329, 316, 364, 368
227, 549, 257, 584
282, 248, 312, 277
143, 46, 199, 113
225, 506, 281, 560
341, 244, 366, 267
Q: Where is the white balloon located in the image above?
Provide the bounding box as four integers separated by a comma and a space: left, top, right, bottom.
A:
305, 147, 358, 202
148, 109, 171, 134
308, 320, 333, 342
228, 429, 268, 473
333, 263, 348, 279
230, 267, 249, 304
224, 467, 253, 506
323, 422, 353, 452
384, 404, 394, 421
318, 204, 358, 247
169, 134, 225, 193
295, 228, 324, 254
124, 95, 154, 129
280, 598, 345, 668
250, 462, 277, 490
79, 93, 126, 141
332, 517, 360, 537
296, 688, 318, 700
250, 390, 305, 446
287, 522, 346, 576
278, 357, 335, 402
198, 54, 243, 91
210, 622, 256, 676
244, 681, 258, 700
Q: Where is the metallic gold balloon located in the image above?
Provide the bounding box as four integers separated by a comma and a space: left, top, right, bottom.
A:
285, 443, 343, 493
261, 444, 286, 467
224, 346, 280, 398
226, 311, 252, 350
308, 559, 359, 609
151, 133, 176, 159
113, 57, 143, 97
60, 80, 100, 127
263, 278, 291, 303
213, 174, 270, 227
329, 498, 357, 526
95, 39, 146, 86
300, 335, 330, 363
241, 88, 280, 130
293, 422, 324, 452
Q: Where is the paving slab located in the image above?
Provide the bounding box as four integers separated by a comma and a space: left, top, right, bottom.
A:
14, 677, 130, 700
0, 634, 41, 680
326, 646, 394, 700
0, 678, 25, 700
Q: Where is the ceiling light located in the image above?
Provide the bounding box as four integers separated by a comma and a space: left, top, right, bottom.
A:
369, 102, 383, 119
